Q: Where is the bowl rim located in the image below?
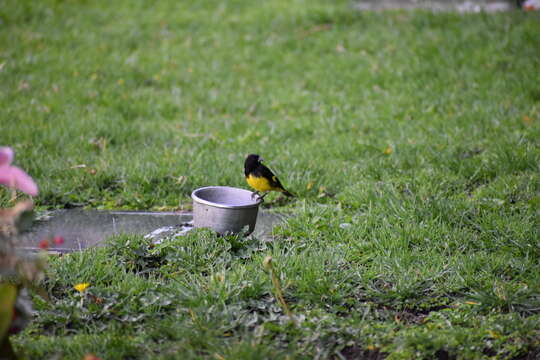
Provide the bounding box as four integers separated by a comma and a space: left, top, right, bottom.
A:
191, 186, 262, 209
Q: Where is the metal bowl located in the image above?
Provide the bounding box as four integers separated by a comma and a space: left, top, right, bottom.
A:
191, 186, 262, 235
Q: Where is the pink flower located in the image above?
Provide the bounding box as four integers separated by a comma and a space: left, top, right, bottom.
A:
53, 235, 65, 245
0, 147, 38, 196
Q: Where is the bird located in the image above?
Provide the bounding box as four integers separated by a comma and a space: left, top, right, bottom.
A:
244, 154, 294, 200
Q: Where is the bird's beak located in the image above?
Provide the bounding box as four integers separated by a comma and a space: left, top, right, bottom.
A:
259, 157, 264, 162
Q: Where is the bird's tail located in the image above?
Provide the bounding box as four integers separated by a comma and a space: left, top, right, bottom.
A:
281, 189, 294, 197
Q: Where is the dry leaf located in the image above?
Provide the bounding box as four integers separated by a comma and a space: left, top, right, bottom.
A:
18, 81, 30, 91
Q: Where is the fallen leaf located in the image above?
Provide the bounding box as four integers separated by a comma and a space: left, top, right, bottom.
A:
176, 175, 187, 185
18, 81, 30, 91
88, 294, 103, 305
83, 354, 102, 360
298, 24, 332, 38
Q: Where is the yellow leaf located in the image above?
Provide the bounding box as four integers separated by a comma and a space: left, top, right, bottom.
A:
189, 308, 197, 321
0, 283, 17, 339
263, 256, 273, 271
383, 146, 393, 155
465, 301, 479, 305
307, 181, 314, 190
74, 283, 90, 293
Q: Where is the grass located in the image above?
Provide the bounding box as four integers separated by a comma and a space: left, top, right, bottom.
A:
1, 0, 539, 358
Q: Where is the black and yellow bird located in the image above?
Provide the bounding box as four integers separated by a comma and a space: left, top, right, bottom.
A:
244, 154, 294, 200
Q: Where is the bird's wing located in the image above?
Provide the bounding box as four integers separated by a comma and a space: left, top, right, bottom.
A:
257, 164, 285, 189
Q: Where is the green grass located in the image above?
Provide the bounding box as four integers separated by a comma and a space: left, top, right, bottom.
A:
2, 0, 539, 358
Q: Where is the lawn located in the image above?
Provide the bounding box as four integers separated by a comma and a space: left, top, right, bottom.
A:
1, 0, 540, 358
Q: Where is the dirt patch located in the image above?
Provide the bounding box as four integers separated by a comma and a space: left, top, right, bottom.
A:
435, 349, 457, 360
512, 348, 540, 360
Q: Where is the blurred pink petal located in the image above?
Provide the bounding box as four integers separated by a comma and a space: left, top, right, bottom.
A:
0, 165, 39, 196
0, 147, 14, 166
10, 166, 38, 196
0, 146, 38, 196
0, 166, 13, 186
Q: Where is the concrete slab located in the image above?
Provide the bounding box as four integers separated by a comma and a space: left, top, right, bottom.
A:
18, 210, 191, 253
18, 209, 286, 253
354, 0, 515, 12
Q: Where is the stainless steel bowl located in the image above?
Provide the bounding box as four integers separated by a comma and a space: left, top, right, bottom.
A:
191, 186, 262, 235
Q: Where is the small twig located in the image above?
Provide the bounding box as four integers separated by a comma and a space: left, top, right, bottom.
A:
263, 256, 294, 323
9, 189, 17, 203
298, 23, 332, 38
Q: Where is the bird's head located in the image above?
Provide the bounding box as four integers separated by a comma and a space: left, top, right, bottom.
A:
246, 154, 263, 162
244, 154, 263, 173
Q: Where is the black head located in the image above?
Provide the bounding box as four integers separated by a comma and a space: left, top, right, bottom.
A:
244, 154, 263, 175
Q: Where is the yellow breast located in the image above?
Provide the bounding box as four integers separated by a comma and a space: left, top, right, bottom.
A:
246, 174, 273, 192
